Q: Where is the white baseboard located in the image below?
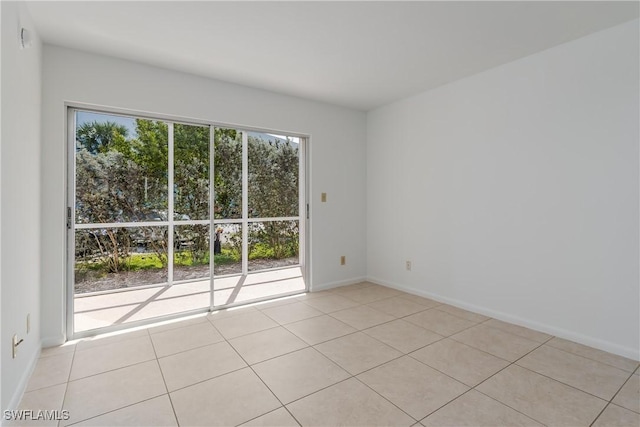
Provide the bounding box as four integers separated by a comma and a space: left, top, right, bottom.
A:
5, 342, 42, 414
367, 276, 640, 361
311, 276, 367, 292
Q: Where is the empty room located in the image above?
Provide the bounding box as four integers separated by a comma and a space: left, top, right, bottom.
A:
1, 1, 638, 426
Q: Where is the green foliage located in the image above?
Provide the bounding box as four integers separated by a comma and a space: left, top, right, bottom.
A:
248, 136, 299, 218
76, 121, 129, 154
76, 247, 239, 274
75, 117, 300, 281
214, 129, 243, 219
175, 124, 210, 220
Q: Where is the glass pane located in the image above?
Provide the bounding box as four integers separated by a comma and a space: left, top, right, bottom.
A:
248, 220, 299, 272
214, 129, 243, 219
75, 111, 168, 224
174, 224, 210, 282
174, 124, 210, 220
213, 223, 242, 276
248, 132, 299, 218
74, 226, 169, 294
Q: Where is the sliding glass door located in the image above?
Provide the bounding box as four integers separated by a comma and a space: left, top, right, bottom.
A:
68, 108, 306, 336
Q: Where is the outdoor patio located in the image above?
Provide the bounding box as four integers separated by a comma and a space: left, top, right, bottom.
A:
74, 267, 306, 333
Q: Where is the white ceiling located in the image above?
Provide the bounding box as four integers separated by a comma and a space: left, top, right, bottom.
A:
27, 1, 639, 111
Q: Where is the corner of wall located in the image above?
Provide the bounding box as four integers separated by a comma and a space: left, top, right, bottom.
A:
1, 0, 43, 413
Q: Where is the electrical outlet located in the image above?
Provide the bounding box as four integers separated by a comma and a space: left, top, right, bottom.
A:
321, 192, 327, 202
27, 313, 30, 334
340, 255, 346, 265
406, 261, 412, 271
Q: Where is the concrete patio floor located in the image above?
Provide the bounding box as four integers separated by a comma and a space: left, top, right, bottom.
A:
74, 267, 306, 333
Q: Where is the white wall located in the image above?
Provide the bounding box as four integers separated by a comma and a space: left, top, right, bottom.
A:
1, 1, 43, 412
40, 45, 367, 344
367, 20, 639, 358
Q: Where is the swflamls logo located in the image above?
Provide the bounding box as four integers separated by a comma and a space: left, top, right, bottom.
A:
3, 409, 70, 421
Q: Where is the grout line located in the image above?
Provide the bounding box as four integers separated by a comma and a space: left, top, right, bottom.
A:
542, 341, 640, 374
64, 394, 168, 426
73, 330, 151, 352
238, 406, 301, 427
589, 403, 611, 427
31, 283, 637, 427
544, 340, 640, 373
603, 369, 637, 408
351, 376, 420, 423
460, 337, 554, 425
61, 334, 168, 426
148, 329, 181, 426
57, 343, 77, 426
164, 365, 249, 394
514, 363, 621, 403
222, 332, 295, 424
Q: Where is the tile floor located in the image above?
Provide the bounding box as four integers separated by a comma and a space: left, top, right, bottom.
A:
16, 282, 640, 426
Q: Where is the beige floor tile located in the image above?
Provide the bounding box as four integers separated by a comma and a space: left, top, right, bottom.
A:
240, 407, 299, 427
62, 360, 166, 425
612, 374, 639, 413
26, 352, 74, 392
546, 338, 639, 372
146, 314, 209, 335
70, 335, 156, 380
367, 297, 429, 317
72, 395, 178, 426
8, 384, 67, 427
261, 302, 323, 325
76, 329, 149, 351
170, 367, 280, 426
434, 305, 490, 323
483, 319, 552, 343
477, 365, 607, 426
158, 341, 247, 391
211, 310, 279, 339
329, 282, 375, 294
253, 295, 301, 310
410, 338, 510, 387
517, 345, 630, 400
40, 343, 76, 358
287, 378, 415, 426
315, 332, 402, 375
404, 309, 476, 336
294, 290, 333, 300
363, 319, 442, 353
396, 293, 442, 308
422, 390, 542, 426
338, 286, 400, 304
593, 404, 640, 427
284, 315, 357, 345
150, 321, 224, 357
253, 347, 350, 404
357, 356, 468, 420
451, 324, 539, 362
228, 327, 307, 365
329, 305, 395, 330
301, 294, 360, 313
207, 305, 258, 321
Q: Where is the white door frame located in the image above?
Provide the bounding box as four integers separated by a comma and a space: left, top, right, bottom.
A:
66, 104, 309, 339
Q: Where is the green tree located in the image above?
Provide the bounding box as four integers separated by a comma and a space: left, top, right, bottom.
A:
247, 135, 299, 259
76, 121, 129, 154
214, 129, 243, 219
